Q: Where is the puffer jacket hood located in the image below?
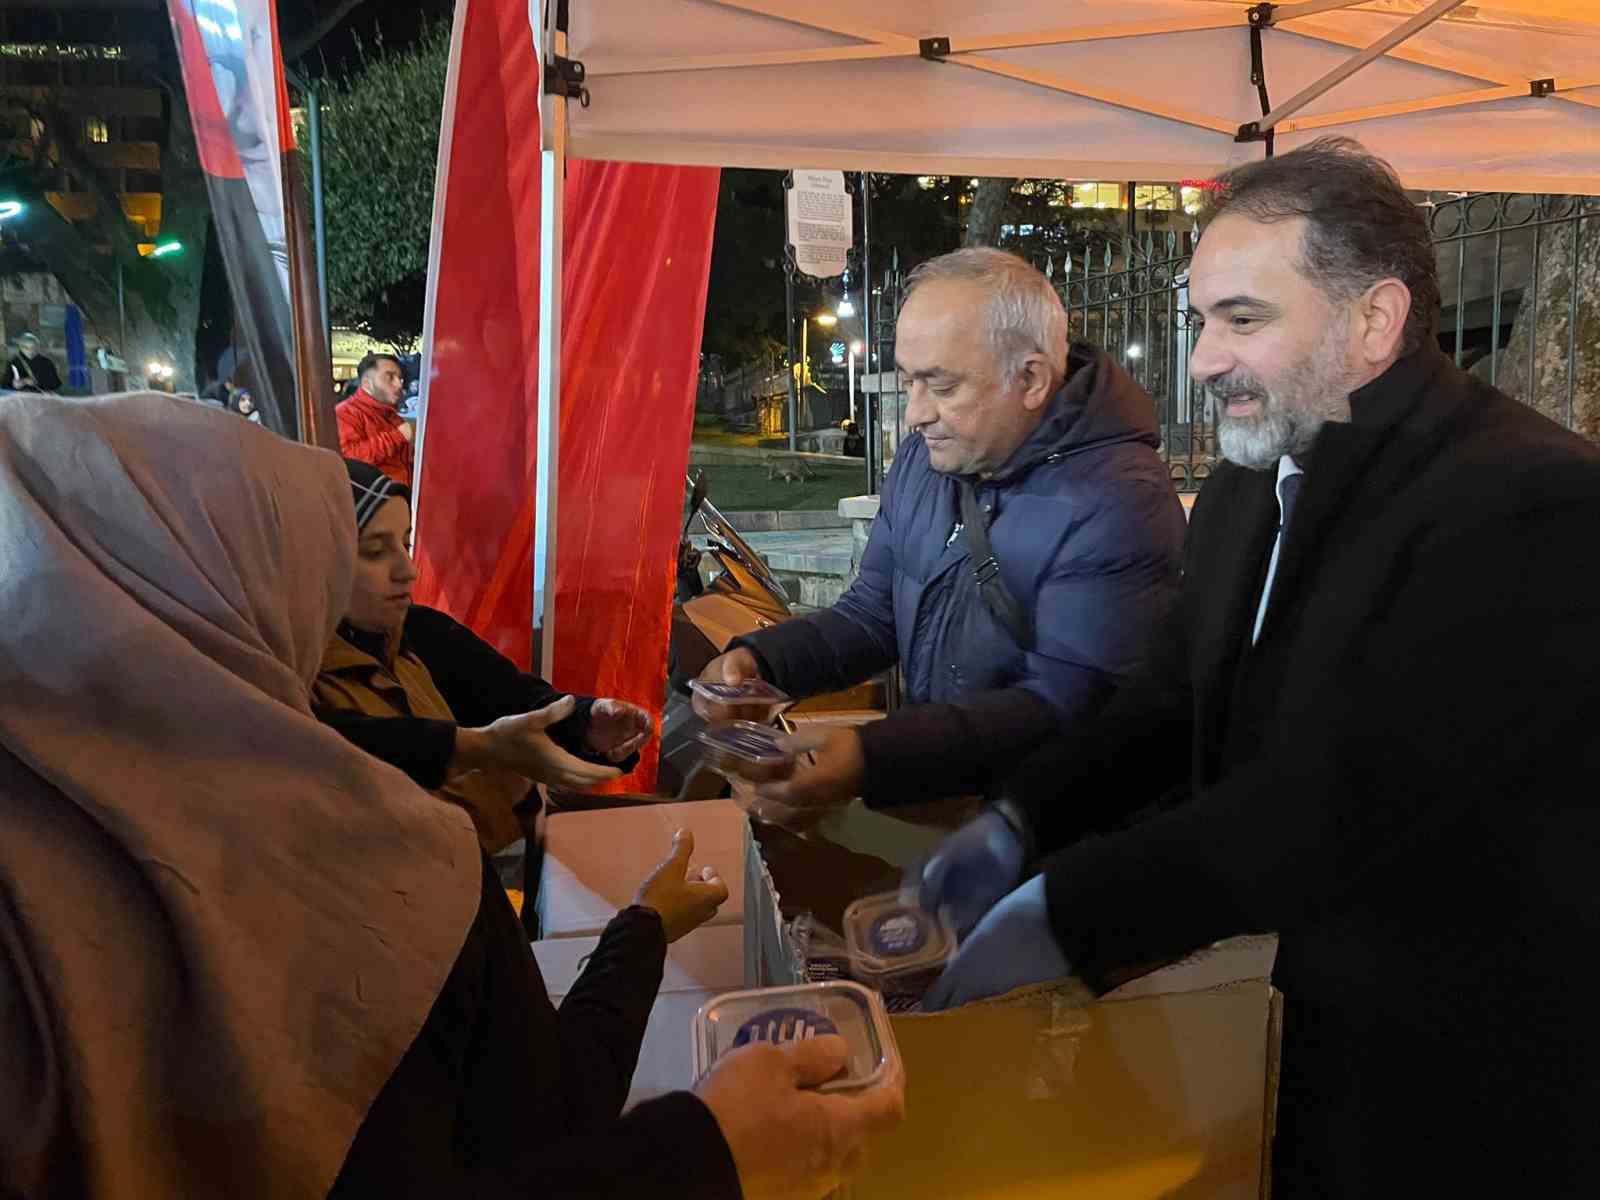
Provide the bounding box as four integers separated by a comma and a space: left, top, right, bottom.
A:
985, 343, 1161, 484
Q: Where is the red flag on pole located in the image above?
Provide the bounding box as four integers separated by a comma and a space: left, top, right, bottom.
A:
166, 0, 334, 445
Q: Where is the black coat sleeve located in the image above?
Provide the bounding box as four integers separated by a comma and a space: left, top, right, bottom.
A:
1003, 564, 1194, 854
554, 906, 672, 1128
1040, 497, 1600, 990
334, 859, 741, 1199
405, 606, 634, 770
856, 688, 1059, 806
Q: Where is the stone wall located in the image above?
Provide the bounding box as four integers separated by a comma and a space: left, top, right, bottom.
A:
1470, 216, 1600, 444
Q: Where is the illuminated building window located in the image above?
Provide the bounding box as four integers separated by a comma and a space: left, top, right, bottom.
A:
1069, 182, 1124, 210
1133, 184, 1178, 212
85, 116, 109, 144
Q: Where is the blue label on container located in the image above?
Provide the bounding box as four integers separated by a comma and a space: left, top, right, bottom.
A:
733, 1008, 839, 1048
868, 908, 929, 958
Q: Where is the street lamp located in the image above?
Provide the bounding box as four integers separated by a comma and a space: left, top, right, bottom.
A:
836, 295, 856, 319
0, 200, 24, 222
790, 310, 842, 444
801, 311, 838, 391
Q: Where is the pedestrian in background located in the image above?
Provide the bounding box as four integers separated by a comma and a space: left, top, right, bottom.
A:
337, 352, 414, 486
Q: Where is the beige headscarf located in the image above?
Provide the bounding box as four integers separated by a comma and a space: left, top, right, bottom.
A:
0, 393, 480, 1198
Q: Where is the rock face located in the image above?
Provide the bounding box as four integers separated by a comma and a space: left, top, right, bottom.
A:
1470, 209, 1600, 445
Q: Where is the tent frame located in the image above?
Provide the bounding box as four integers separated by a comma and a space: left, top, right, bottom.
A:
532, 0, 1597, 669
584, 0, 1600, 133
536, 0, 577, 679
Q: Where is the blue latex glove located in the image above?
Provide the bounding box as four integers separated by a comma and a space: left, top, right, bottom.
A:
911, 808, 1026, 937
921, 876, 1071, 1011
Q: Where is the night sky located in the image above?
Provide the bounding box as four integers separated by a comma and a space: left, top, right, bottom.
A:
279, 0, 456, 77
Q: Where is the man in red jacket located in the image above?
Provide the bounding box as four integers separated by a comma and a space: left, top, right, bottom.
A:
337, 352, 414, 486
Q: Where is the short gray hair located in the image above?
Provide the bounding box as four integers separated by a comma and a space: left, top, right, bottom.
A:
16, 331, 39, 348
904, 247, 1069, 381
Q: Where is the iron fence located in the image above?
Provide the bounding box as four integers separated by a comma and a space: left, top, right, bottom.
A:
1057, 229, 1208, 490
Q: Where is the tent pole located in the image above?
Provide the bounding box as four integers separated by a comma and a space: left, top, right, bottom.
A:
535, 4, 570, 680
1256, 0, 1467, 133
306, 83, 331, 343
860, 170, 873, 496
411, 0, 473, 537
784, 223, 798, 451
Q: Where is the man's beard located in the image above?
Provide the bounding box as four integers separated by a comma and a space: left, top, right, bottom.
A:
1212, 324, 1356, 470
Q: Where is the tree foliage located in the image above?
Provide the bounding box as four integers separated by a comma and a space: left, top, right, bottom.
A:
316, 23, 449, 352
702, 171, 1127, 373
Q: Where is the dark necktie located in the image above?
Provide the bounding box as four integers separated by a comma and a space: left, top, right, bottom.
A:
1278, 469, 1305, 539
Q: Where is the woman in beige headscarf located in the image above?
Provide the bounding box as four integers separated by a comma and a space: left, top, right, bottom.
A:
0, 392, 902, 1199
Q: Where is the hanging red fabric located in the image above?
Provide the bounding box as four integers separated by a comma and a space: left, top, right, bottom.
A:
416, 0, 719, 792
414, 0, 544, 668
553, 160, 720, 791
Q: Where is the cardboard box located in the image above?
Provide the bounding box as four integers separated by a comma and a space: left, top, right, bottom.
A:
536, 922, 747, 1109
745, 825, 1282, 1199
539, 799, 747, 938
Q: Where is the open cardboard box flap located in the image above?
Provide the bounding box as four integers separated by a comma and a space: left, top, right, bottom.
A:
853, 937, 1282, 1200
746, 823, 1282, 1198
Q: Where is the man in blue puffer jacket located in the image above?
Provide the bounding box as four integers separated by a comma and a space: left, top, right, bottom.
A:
701, 247, 1185, 817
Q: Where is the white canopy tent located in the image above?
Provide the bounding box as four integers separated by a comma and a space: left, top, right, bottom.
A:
566, 1, 1600, 192
526, 0, 1599, 671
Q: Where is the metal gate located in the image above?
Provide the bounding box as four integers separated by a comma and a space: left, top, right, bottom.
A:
866, 193, 1599, 493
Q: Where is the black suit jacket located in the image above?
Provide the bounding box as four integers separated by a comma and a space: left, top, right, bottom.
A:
1007, 350, 1600, 1197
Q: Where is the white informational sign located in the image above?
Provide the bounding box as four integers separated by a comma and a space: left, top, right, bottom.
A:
786, 169, 852, 279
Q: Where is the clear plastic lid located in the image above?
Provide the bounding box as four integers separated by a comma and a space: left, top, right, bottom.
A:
842, 891, 956, 983
693, 982, 899, 1092
696, 720, 795, 782
689, 677, 793, 722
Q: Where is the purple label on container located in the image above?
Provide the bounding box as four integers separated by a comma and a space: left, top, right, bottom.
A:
868, 909, 929, 958
733, 1008, 839, 1048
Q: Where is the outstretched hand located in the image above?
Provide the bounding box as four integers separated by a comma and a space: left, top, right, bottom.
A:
584, 698, 653, 763
459, 697, 622, 791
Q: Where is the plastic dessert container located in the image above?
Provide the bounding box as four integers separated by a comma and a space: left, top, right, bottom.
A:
689, 678, 793, 724
696, 720, 795, 783
841, 891, 957, 1010
693, 982, 900, 1093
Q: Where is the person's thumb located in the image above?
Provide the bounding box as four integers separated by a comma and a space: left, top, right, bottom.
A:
718, 652, 754, 684
782, 1034, 850, 1089
666, 827, 695, 870
525, 695, 578, 730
